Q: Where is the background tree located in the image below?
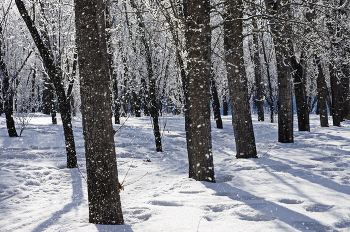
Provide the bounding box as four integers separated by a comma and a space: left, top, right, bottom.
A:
129, 0, 162, 152
224, 0, 258, 158
0, 25, 18, 137
265, 0, 294, 143
15, 0, 78, 168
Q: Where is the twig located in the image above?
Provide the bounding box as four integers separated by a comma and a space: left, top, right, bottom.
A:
76, 164, 87, 183
197, 213, 209, 232
114, 114, 130, 135
120, 156, 135, 187
123, 172, 148, 188
259, 144, 275, 158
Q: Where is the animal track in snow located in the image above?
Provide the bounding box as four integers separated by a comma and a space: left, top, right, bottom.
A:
149, 200, 183, 207
305, 204, 334, 212
124, 207, 152, 221
178, 190, 205, 194
236, 212, 276, 221
279, 199, 304, 204
215, 175, 235, 183
204, 204, 242, 213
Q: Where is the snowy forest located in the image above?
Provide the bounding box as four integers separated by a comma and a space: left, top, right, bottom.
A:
1, 0, 350, 231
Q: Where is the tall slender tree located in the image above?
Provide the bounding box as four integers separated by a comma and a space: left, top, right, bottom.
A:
251, 3, 264, 122
315, 56, 329, 127
105, 2, 120, 125
183, 0, 215, 182
15, 0, 77, 167
129, 0, 162, 152
0, 26, 18, 137
224, 0, 258, 158
291, 55, 310, 131
265, 0, 294, 143
75, 0, 124, 225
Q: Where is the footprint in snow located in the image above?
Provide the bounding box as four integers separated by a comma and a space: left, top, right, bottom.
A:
206, 204, 241, 213
149, 200, 183, 206
236, 212, 276, 221
305, 204, 334, 212
178, 190, 205, 194
124, 207, 152, 221
215, 175, 235, 183
279, 199, 304, 204
213, 192, 265, 202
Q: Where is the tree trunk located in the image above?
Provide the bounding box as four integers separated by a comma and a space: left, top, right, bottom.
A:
51, 94, 57, 125
223, 96, 229, 116
15, 0, 77, 168
329, 65, 342, 126
75, 0, 124, 225
265, 0, 294, 143
105, 4, 120, 125
129, 0, 162, 152
315, 56, 329, 127
224, 0, 258, 158
341, 74, 350, 120
183, 0, 215, 182
0, 25, 18, 137
252, 15, 264, 121
210, 73, 223, 129
291, 56, 310, 131
261, 35, 275, 123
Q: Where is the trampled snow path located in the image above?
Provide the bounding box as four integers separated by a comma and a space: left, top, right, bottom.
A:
0, 113, 350, 231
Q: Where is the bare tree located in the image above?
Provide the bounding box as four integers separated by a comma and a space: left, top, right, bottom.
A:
129, 0, 162, 152
224, 0, 258, 158
75, 0, 124, 225
265, 0, 294, 143
0, 25, 18, 137
183, 0, 215, 182
15, 0, 78, 167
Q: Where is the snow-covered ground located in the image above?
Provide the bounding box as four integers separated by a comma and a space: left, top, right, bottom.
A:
1, 113, 350, 232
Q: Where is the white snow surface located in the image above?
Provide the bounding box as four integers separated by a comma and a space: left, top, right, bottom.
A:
1, 113, 350, 232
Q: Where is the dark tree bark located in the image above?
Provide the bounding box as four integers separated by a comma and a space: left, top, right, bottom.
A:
130, 0, 162, 152
341, 73, 350, 120
183, 0, 215, 182
265, 0, 294, 143
0, 27, 18, 137
50, 94, 57, 125
75, 0, 124, 225
155, 0, 190, 137
329, 64, 342, 126
224, 0, 257, 159
42, 78, 57, 124
315, 56, 329, 127
210, 73, 223, 129
105, 4, 120, 125
30, 69, 36, 113
15, 0, 77, 168
122, 1, 141, 117
261, 35, 275, 123
291, 56, 310, 131
223, 96, 229, 116
251, 10, 264, 121
66, 53, 78, 117
42, 79, 52, 115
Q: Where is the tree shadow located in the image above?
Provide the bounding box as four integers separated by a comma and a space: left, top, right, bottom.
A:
203, 182, 336, 232
255, 157, 350, 196
32, 169, 84, 232
95, 224, 134, 232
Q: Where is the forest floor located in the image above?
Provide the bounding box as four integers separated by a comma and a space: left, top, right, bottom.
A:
0, 113, 350, 232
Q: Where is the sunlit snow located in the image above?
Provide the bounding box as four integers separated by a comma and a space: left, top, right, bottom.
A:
1, 113, 350, 231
